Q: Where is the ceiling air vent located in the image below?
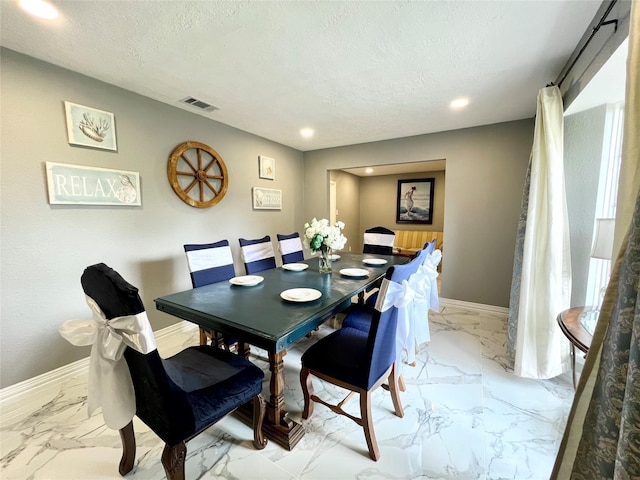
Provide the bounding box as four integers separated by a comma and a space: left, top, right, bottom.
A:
180, 96, 219, 113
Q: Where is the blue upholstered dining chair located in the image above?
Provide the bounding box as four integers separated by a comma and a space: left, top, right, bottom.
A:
184, 240, 237, 348
300, 253, 424, 461
363, 226, 396, 255
239, 235, 277, 274
348, 246, 430, 325
80, 263, 267, 480
276, 232, 305, 264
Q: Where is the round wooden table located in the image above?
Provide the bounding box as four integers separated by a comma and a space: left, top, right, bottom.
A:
556, 306, 597, 389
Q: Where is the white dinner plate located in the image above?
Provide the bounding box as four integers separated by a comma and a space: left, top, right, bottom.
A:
339, 268, 369, 278
280, 288, 322, 302
363, 258, 388, 266
282, 263, 309, 271
229, 275, 264, 286
330, 254, 341, 261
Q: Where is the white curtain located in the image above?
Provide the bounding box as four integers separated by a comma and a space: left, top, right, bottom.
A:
513, 85, 572, 379
552, 2, 640, 476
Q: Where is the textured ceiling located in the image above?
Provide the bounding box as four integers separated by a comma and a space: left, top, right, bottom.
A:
0, 0, 603, 151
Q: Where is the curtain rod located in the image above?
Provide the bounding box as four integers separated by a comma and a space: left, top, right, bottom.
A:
555, 0, 619, 88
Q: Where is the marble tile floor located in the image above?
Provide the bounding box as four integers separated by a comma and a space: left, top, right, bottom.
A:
0, 306, 575, 479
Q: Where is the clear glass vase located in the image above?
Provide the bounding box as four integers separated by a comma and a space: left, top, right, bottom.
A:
318, 245, 332, 274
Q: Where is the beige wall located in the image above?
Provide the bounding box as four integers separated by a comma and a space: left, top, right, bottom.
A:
304, 120, 534, 308
329, 170, 360, 252
0, 49, 305, 388
359, 170, 446, 237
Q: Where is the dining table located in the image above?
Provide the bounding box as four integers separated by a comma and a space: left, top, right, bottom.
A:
154, 251, 409, 450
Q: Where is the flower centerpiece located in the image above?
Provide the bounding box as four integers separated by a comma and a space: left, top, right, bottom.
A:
303, 218, 347, 273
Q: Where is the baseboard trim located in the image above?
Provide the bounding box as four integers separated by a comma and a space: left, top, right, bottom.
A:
439, 297, 509, 317
0, 321, 197, 426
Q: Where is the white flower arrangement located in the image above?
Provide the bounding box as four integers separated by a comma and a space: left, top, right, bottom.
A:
303, 218, 347, 253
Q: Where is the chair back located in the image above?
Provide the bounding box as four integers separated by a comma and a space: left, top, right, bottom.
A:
363, 226, 395, 255
239, 235, 277, 274
422, 239, 437, 255
184, 240, 235, 287
277, 232, 304, 264
80, 263, 191, 445
365, 249, 427, 387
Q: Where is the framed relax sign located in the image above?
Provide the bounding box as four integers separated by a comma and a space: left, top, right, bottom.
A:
46, 162, 141, 206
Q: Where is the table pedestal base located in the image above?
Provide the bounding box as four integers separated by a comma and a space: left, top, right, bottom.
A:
236, 404, 305, 450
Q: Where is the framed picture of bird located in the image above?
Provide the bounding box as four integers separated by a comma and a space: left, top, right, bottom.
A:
64, 101, 117, 152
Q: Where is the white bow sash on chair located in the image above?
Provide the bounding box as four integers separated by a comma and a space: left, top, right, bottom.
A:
375, 250, 442, 366
58, 296, 157, 430
412, 250, 442, 350
374, 277, 416, 365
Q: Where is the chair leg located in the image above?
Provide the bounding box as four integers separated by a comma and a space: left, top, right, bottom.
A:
199, 327, 209, 346
118, 421, 136, 475
359, 391, 380, 461
388, 363, 404, 418
161, 442, 186, 480
300, 367, 314, 419
252, 393, 268, 449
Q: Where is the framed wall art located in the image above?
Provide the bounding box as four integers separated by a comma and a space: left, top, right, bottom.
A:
396, 178, 434, 224
46, 162, 141, 206
252, 187, 281, 210
64, 101, 117, 151
259, 155, 275, 180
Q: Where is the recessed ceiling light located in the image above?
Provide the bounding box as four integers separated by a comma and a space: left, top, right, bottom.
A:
450, 98, 469, 109
300, 128, 314, 138
19, 0, 59, 19
365, 168, 374, 174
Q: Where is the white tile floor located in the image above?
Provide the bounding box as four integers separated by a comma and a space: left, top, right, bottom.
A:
0, 306, 574, 479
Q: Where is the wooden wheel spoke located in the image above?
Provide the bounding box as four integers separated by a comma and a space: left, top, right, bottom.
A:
183, 178, 198, 194
180, 154, 197, 173
197, 148, 203, 171
204, 180, 219, 196
202, 158, 217, 173
177, 170, 198, 177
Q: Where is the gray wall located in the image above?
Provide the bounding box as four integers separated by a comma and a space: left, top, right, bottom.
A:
0, 49, 305, 388
564, 105, 608, 306
304, 121, 534, 308
359, 170, 446, 234
329, 170, 360, 252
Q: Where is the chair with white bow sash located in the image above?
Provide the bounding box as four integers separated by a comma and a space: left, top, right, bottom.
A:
276, 232, 305, 264
344, 246, 441, 367
184, 240, 237, 348
300, 252, 424, 461
239, 235, 277, 274
60, 263, 266, 480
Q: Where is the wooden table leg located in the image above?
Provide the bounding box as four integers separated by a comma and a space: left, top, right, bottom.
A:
261, 350, 305, 449
236, 349, 305, 450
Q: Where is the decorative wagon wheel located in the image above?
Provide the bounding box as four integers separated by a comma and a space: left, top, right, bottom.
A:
167, 141, 229, 208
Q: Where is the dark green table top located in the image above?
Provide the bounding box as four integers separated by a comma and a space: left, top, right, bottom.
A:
155, 252, 408, 353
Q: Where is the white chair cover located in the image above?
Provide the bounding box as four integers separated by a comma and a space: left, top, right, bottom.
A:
279, 237, 303, 256
185, 245, 234, 272
241, 241, 275, 263
58, 295, 156, 430
364, 232, 396, 248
